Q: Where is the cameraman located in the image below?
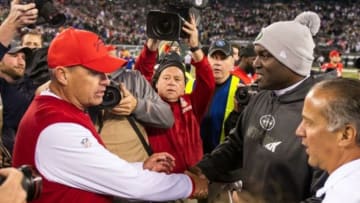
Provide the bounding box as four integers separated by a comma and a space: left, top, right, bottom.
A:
0, 167, 26, 203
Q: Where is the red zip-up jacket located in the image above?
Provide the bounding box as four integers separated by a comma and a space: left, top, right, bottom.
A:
135, 45, 215, 172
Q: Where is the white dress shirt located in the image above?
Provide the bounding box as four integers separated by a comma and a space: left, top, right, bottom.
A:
316, 159, 360, 203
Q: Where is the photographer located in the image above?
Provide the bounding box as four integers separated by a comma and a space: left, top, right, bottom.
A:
136, 13, 215, 174
0, 167, 26, 203
93, 46, 175, 164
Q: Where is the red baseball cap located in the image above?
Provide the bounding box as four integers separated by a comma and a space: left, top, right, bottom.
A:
48, 28, 127, 73
329, 50, 340, 57
105, 45, 117, 51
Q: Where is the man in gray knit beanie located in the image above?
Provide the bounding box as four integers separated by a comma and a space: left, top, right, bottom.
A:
253, 11, 320, 89
192, 11, 329, 203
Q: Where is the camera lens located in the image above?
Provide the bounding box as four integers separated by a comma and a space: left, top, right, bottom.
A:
146, 11, 181, 41
103, 88, 116, 103
99, 84, 122, 109
236, 87, 250, 106
154, 19, 175, 36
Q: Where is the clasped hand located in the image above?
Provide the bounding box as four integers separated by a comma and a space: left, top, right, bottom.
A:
186, 167, 209, 199
143, 152, 175, 174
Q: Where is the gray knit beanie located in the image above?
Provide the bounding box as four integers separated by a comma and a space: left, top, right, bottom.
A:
253, 11, 321, 76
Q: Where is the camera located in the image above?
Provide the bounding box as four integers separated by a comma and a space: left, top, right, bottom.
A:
21, 0, 66, 28
235, 83, 260, 106
98, 80, 122, 109
0, 165, 42, 201
146, 0, 207, 41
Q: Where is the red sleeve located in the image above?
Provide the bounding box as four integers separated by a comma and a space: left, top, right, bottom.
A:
189, 56, 216, 122
321, 63, 329, 71
187, 175, 196, 198
134, 44, 158, 82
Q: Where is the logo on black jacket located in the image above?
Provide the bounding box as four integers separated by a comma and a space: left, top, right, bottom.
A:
259, 114, 275, 131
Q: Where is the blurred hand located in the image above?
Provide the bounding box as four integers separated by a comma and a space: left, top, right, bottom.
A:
182, 14, 203, 62
0, 0, 38, 47
143, 152, 175, 174
182, 14, 199, 48
185, 170, 209, 199
6, 0, 38, 28
146, 38, 161, 52
0, 167, 27, 203
110, 83, 137, 116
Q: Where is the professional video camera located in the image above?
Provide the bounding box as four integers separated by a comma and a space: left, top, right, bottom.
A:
0, 165, 42, 201
21, 0, 66, 28
98, 80, 122, 109
235, 83, 260, 106
146, 0, 207, 41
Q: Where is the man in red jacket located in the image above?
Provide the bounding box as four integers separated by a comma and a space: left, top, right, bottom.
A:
135, 15, 215, 174
12, 28, 208, 203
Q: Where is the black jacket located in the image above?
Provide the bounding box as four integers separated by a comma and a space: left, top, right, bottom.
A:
197, 76, 327, 203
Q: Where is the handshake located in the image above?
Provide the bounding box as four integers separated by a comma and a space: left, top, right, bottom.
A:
185, 166, 209, 199
143, 153, 209, 199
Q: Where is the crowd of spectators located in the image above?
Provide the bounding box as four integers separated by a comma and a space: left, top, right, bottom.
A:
0, 0, 359, 54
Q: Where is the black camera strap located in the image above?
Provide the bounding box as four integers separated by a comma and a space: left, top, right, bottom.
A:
127, 116, 153, 156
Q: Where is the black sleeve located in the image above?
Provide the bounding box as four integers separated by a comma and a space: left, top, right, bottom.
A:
224, 111, 241, 137
0, 43, 10, 60
197, 112, 244, 182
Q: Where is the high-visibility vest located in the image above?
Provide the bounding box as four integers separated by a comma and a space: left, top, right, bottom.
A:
185, 72, 195, 94
220, 75, 240, 142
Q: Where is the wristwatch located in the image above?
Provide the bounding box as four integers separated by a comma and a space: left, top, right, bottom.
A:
190, 46, 200, 52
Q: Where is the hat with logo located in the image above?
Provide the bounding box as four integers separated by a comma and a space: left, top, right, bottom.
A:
253, 11, 321, 76
208, 39, 232, 57
48, 28, 127, 73
329, 50, 340, 58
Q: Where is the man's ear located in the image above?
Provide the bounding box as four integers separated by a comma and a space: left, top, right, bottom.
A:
339, 124, 357, 147
53, 67, 68, 85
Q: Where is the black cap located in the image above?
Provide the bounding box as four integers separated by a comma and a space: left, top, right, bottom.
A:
208, 39, 232, 57
240, 44, 256, 57
152, 51, 185, 88
7, 46, 32, 58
